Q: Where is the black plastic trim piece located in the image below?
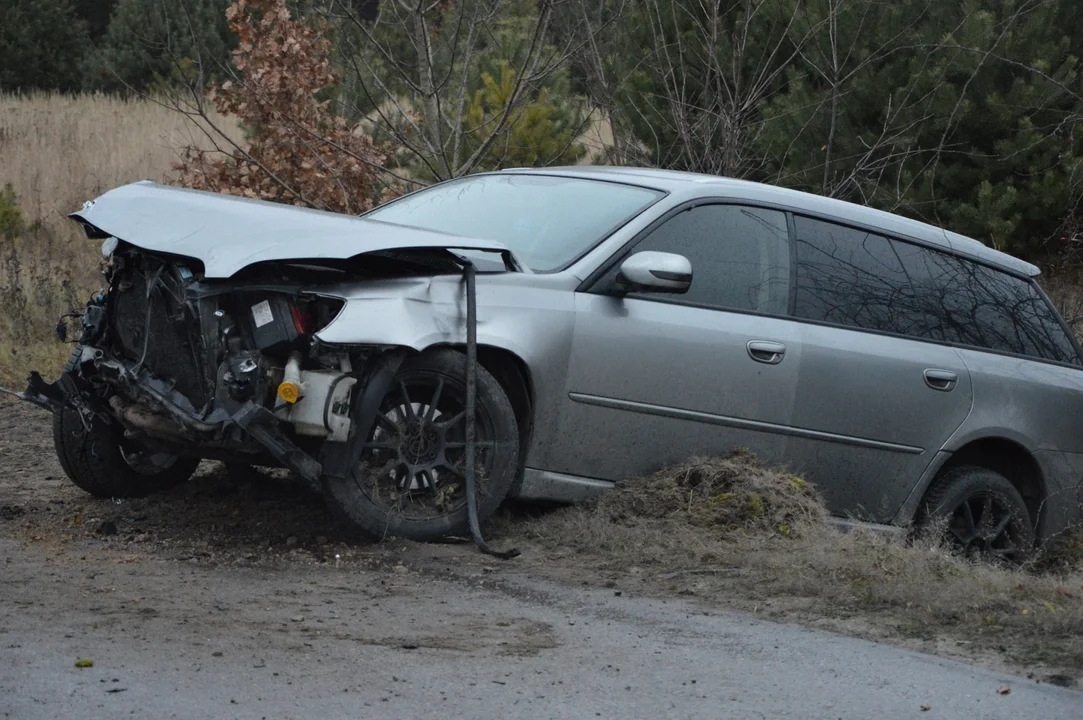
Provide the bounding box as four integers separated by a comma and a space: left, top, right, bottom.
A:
231, 401, 322, 489
320, 349, 405, 481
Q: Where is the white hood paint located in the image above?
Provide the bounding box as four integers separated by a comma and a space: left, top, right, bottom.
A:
69, 181, 508, 278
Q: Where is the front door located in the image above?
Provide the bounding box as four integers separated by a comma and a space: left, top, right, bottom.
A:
548, 203, 804, 481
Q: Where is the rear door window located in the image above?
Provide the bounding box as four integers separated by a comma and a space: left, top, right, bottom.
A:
793, 216, 922, 334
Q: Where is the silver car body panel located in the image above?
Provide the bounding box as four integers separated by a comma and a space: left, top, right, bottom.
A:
548, 295, 803, 481
315, 271, 583, 480
517, 469, 615, 502
69, 168, 1083, 538
783, 324, 975, 523
69, 181, 510, 279
937, 349, 1083, 535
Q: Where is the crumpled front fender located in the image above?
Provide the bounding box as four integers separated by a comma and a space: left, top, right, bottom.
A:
313, 275, 553, 363
316, 277, 464, 350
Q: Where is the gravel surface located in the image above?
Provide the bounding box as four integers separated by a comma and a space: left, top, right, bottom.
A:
2, 399, 1081, 718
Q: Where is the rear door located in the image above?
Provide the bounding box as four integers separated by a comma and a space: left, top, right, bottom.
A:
548, 203, 803, 481
783, 216, 974, 521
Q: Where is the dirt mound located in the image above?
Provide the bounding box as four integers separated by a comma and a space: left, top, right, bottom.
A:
593, 451, 827, 537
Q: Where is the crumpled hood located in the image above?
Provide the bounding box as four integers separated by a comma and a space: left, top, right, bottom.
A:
69, 181, 509, 278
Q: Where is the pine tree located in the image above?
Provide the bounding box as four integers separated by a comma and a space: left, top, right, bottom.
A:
86, 0, 234, 91
72, 0, 119, 40
0, 0, 90, 92
460, 61, 585, 174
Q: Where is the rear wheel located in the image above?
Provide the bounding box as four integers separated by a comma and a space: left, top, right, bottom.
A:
919, 465, 1034, 562
52, 406, 199, 498
322, 348, 520, 542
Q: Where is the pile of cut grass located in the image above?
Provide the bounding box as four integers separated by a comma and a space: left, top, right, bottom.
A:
593, 450, 826, 537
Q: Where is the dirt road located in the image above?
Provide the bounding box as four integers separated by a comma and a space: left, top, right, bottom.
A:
1, 401, 1081, 718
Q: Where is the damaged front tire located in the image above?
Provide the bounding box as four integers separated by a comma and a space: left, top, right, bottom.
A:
323, 348, 519, 542
53, 407, 199, 498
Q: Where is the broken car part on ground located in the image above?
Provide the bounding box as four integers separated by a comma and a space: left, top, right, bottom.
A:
6, 168, 1083, 560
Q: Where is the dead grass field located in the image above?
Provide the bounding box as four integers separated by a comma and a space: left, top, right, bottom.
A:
0, 92, 242, 386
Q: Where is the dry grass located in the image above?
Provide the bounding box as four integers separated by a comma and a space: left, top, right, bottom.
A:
0, 92, 242, 386
591, 450, 826, 535
496, 455, 1083, 680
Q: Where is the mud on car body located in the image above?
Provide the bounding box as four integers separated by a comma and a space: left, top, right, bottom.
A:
10, 169, 1083, 559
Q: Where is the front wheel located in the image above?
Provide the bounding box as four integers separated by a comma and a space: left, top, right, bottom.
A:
53, 406, 199, 498
323, 348, 520, 542
918, 465, 1034, 563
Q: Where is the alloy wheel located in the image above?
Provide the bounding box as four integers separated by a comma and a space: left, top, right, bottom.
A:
945, 491, 1028, 562
355, 375, 495, 521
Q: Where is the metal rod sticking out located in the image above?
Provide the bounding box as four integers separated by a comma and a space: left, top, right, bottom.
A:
462, 261, 519, 560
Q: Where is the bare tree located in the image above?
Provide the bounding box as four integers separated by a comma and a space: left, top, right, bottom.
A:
612, 0, 827, 178
317, 0, 606, 180
556, 0, 636, 166
782, 0, 935, 198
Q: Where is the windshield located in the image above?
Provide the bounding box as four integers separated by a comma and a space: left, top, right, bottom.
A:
365, 174, 664, 272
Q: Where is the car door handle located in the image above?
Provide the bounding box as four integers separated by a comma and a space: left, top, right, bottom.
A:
747, 340, 786, 365
924, 369, 958, 392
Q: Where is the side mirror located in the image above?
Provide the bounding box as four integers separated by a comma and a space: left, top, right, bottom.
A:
614, 251, 692, 294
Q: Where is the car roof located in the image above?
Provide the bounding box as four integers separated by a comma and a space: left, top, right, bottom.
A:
499, 166, 1040, 278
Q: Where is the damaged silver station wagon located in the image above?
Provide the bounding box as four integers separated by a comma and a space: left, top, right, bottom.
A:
11, 167, 1083, 559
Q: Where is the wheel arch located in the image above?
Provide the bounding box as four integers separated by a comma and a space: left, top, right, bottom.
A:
924, 437, 1045, 532
428, 342, 535, 495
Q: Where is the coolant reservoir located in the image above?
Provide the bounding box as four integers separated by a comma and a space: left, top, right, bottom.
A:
288, 371, 357, 442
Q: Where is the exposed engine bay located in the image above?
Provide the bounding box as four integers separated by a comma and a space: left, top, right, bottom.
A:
30, 246, 462, 486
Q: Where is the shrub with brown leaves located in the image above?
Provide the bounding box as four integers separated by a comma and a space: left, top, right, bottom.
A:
173, 0, 388, 213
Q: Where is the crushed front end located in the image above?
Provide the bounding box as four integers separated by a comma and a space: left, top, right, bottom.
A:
22, 242, 376, 488
9, 181, 524, 552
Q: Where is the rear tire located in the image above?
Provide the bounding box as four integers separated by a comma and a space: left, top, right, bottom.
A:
919, 465, 1034, 562
52, 406, 199, 498
323, 348, 520, 542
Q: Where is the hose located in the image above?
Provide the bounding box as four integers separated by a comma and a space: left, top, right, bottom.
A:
131, 264, 165, 375
463, 261, 520, 560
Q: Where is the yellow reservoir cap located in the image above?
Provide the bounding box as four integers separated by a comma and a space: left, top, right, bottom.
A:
278, 381, 301, 404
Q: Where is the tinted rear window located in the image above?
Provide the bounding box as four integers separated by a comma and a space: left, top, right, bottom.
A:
897, 245, 1080, 364
793, 215, 1079, 364
793, 216, 919, 334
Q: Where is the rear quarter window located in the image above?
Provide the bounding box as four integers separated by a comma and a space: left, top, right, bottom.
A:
897, 246, 1081, 365
792, 214, 1080, 365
